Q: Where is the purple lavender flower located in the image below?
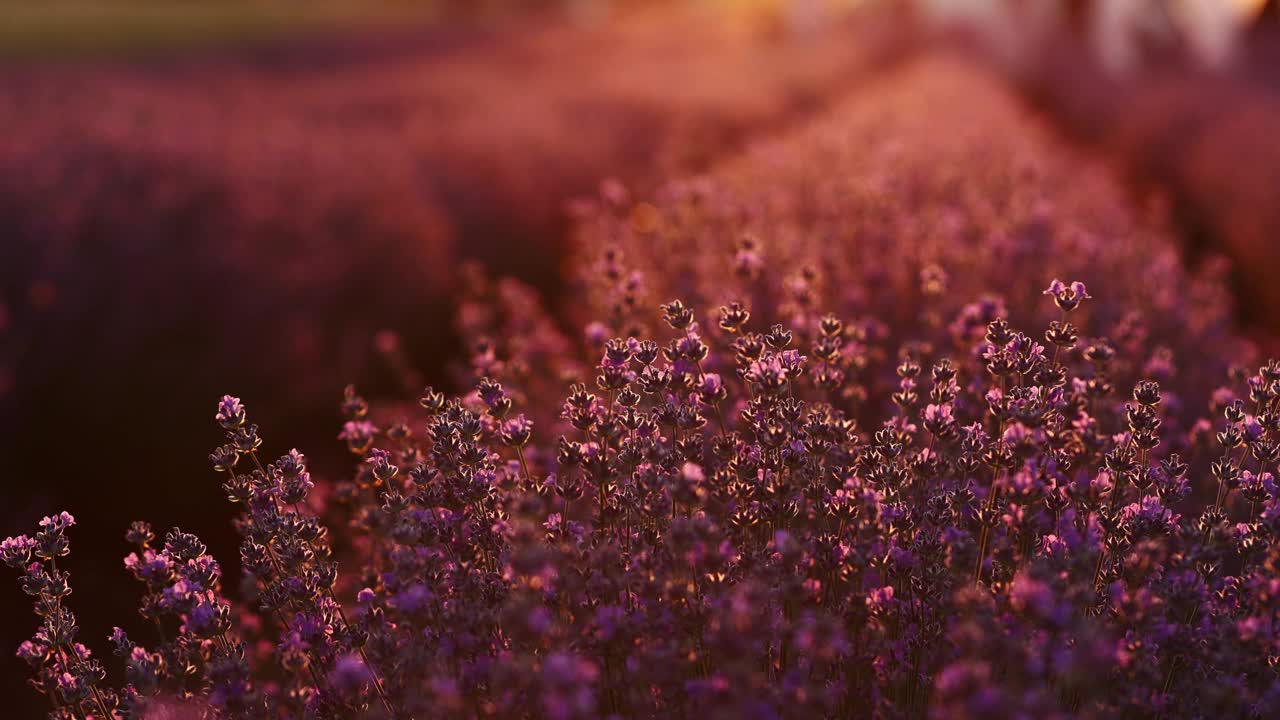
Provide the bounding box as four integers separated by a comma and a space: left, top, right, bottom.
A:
0, 535, 36, 568
215, 394, 247, 430
1043, 278, 1092, 312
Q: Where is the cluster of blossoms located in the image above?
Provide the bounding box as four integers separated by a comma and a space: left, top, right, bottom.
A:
5, 59, 1280, 719
11, 278, 1280, 718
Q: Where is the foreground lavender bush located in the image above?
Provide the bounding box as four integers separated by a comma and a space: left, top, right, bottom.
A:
8, 276, 1280, 717
6, 60, 1280, 719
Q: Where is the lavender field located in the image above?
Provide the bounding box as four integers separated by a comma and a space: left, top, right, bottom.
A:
4, 2, 1280, 719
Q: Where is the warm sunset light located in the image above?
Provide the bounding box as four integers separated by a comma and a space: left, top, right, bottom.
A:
4, 2, 1280, 718
1234, 0, 1270, 18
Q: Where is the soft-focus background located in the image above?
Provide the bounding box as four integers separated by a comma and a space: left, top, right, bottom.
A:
2, 0, 1277, 713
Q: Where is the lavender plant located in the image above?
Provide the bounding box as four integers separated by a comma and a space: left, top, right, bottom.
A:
9, 271, 1279, 718
5, 59, 1279, 720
